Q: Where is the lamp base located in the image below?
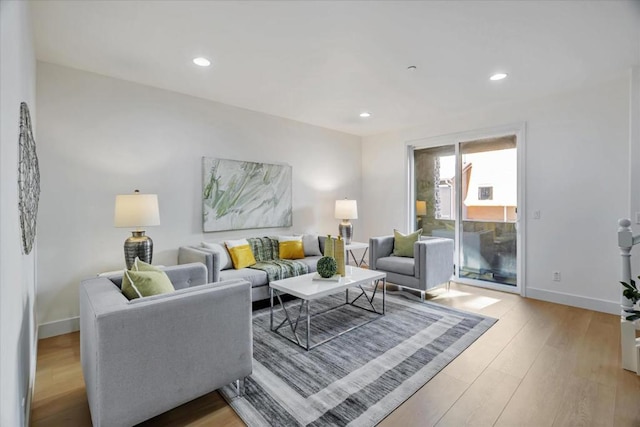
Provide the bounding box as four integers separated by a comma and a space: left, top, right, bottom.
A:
124, 231, 153, 269
338, 220, 353, 245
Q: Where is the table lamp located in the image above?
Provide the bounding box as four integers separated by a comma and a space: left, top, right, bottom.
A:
335, 199, 358, 244
114, 190, 160, 269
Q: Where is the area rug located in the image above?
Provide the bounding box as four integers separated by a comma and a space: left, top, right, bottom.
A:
221, 291, 496, 426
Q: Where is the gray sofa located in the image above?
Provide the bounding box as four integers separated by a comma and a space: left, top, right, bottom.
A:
178, 235, 328, 301
370, 235, 454, 301
79, 263, 253, 427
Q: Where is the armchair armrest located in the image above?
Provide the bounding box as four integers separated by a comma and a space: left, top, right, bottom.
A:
178, 246, 221, 282
415, 237, 454, 286
369, 236, 394, 269
80, 277, 252, 426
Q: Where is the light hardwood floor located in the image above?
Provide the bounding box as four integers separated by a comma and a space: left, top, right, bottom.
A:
31, 283, 640, 426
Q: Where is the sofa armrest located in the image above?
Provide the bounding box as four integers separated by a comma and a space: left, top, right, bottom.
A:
415, 237, 454, 286
80, 277, 252, 426
178, 246, 221, 282
369, 236, 394, 270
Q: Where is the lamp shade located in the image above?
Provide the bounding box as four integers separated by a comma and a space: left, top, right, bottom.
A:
114, 192, 160, 228
416, 200, 427, 216
335, 199, 358, 219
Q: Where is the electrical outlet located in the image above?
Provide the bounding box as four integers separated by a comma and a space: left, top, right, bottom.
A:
533, 210, 541, 220
553, 271, 561, 282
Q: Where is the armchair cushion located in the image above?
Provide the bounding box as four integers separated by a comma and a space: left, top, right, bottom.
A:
393, 229, 422, 257
122, 269, 175, 300
121, 258, 174, 300
376, 256, 415, 276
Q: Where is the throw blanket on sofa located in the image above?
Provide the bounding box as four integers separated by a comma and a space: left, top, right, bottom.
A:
247, 237, 309, 282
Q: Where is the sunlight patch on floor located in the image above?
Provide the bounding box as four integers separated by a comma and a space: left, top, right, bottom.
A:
429, 289, 471, 299
464, 295, 501, 310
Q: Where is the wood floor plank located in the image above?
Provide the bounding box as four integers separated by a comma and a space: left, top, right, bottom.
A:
440, 299, 530, 383
552, 376, 616, 427
613, 368, 640, 426
378, 373, 469, 427
574, 311, 620, 388
435, 367, 521, 427
494, 345, 569, 426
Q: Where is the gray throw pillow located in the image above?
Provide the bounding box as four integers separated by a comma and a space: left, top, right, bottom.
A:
201, 242, 233, 270
301, 234, 322, 256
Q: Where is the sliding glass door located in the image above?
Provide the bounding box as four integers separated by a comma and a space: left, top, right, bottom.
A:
412, 132, 521, 292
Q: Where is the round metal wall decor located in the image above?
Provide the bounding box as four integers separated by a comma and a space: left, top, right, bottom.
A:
18, 102, 40, 255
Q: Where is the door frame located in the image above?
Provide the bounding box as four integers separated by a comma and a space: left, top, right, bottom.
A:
406, 122, 527, 296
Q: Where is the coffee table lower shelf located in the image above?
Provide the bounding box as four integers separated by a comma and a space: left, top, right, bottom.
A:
269, 276, 386, 351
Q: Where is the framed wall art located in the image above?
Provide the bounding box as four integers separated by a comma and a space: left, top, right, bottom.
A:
202, 157, 292, 232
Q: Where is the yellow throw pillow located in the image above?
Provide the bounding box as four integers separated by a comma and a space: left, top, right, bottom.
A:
122, 269, 175, 300
278, 236, 305, 260
225, 239, 257, 269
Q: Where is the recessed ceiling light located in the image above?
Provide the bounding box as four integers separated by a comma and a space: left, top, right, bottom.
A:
193, 57, 211, 67
490, 73, 508, 81
359, 112, 371, 118
407, 65, 417, 71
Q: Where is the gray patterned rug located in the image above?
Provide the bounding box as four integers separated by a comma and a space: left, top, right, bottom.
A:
221, 290, 496, 426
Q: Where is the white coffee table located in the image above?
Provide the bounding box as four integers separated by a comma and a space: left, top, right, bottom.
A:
269, 267, 386, 351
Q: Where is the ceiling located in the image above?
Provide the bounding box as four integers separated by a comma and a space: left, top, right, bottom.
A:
30, 0, 640, 137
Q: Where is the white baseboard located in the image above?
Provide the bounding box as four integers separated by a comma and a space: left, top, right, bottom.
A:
526, 287, 619, 315
38, 316, 79, 339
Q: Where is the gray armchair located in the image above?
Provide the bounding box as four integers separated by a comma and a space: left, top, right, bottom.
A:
369, 235, 454, 301
79, 263, 253, 427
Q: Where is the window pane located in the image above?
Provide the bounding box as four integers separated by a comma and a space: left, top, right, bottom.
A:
414, 145, 455, 236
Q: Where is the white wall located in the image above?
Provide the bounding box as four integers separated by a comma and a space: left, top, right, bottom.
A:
36, 62, 362, 335
0, 1, 38, 425
362, 75, 630, 314
630, 66, 640, 277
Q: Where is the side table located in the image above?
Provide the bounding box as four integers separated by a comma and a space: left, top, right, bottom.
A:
345, 242, 369, 267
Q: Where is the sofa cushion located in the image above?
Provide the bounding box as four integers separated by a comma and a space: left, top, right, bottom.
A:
122, 270, 175, 300
376, 256, 415, 276
297, 255, 322, 273
225, 239, 257, 269
278, 236, 305, 259
219, 268, 268, 288
393, 229, 422, 257
201, 242, 233, 270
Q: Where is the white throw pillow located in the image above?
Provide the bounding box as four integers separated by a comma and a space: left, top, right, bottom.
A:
301, 233, 322, 256
201, 242, 233, 270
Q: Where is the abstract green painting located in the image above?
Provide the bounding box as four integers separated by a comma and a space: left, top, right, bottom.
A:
202, 157, 292, 232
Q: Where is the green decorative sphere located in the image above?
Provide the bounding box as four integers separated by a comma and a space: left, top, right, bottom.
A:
317, 256, 338, 278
